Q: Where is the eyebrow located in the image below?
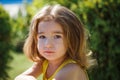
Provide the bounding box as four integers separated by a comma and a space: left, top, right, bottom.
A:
38, 31, 63, 34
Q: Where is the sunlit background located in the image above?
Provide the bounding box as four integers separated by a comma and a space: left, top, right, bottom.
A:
1, 0, 32, 17
0, 0, 120, 80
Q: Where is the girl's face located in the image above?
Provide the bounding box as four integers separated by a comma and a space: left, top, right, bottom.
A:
37, 21, 67, 62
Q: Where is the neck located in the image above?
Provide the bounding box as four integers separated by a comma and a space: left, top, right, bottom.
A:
46, 58, 66, 78
48, 58, 65, 68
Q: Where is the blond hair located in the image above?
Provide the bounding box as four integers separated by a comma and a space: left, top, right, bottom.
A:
23, 4, 96, 69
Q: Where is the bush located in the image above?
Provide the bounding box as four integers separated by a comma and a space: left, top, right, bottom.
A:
76, 1, 120, 80
11, 9, 29, 53
0, 5, 12, 80
19, 0, 120, 80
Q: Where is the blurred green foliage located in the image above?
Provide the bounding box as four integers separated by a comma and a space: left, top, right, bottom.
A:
77, 1, 120, 80
11, 9, 29, 52
1, 0, 119, 80
25, 0, 120, 80
0, 5, 12, 80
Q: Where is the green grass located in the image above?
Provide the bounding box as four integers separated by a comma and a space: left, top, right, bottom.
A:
8, 51, 33, 80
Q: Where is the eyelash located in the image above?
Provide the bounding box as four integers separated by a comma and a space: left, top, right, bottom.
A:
54, 35, 62, 39
39, 35, 46, 39
38, 35, 62, 39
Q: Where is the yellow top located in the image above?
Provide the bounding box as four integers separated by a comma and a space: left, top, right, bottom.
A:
41, 59, 76, 80
40, 59, 89, 80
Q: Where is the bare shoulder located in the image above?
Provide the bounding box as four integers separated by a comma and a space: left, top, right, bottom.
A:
55, 63, 88, 80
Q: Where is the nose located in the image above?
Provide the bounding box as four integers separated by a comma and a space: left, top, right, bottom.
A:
45, 38, 53, 48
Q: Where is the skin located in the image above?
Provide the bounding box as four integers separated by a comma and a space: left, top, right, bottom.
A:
15, 21, 88, 80
37, 21, 67, 62
37, 21, 67, 78
54, 63, 88, 80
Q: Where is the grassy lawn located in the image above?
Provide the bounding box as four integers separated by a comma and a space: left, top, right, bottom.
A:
8, 51, 33, 80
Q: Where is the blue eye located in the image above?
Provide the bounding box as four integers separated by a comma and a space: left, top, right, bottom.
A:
39, 35, 46, 39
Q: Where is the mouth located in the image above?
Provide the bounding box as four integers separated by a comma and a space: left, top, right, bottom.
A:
44, 51, 55, 54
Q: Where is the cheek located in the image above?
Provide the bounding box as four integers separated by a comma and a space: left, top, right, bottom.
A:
55, 40, 66, 50
37, 40, 44, 51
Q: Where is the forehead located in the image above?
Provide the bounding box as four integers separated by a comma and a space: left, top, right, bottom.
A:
38, 21, 63, 33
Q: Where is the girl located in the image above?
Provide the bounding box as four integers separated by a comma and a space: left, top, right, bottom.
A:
15, 4, 95, 80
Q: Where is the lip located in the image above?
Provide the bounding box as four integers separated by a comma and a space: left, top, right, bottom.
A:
44, 51, 55, 54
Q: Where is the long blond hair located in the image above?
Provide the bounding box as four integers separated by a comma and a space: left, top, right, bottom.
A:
23, 4, 96, 69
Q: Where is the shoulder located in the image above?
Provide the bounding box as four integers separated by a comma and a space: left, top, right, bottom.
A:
55, 63, 88, 80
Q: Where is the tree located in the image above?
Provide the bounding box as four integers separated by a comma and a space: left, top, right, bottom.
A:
22, 0, 120, 79
0, 5, 12, 80
83, 1, 120, 80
